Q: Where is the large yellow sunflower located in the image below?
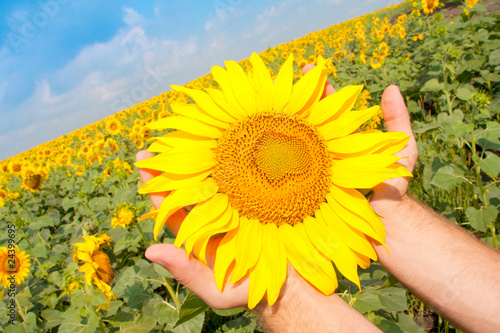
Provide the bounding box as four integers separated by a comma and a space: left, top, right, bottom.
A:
0, 245, 32, 288
136, 53, 412, 309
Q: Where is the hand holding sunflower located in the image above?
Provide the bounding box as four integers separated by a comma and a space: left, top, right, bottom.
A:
135, 55, 417, 312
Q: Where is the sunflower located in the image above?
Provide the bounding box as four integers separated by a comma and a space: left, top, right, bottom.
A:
73, 234, 116, 308
422, 0, 440, 15
136, 53, 411, 309
111, 204, 136, 229
466, 0, 478, 8
105, 118, 123, 136
0, 246, 32, 288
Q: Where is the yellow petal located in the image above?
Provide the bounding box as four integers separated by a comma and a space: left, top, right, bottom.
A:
149, 132, 216, 152
319, 202, 377, 261
205, 88, 243, 120
225, 60, 258, 115
280, 223, 337, 295
147, 140, 172, 153
327, 131, 410, 158
230, 217, 262, 283
330, 155, 412, 188
248, 251, 268, 309
303, 215, 360, 288
318, 106, 380, 140
211, 65, 248, 117
147, 116, 223, 139
134, 148, 216, 174
171, 85, 237, 123
138, 170, 211, 194
261, 223, 287, 305
186, 204, 234, 265
250, 52, 275, 112
307, 85, 364, 126
153, 178, 219, 239
189, 207, 239, 265
273, 55, 294, 112
214, 228, 239, 291
352, 250, 371, 269
282, 56, 327, 115
138, 210, 158, 223
170, 103, 230, 130
325, 192, 384, 244
328, 186, 386, 241
175, 193, 229, 248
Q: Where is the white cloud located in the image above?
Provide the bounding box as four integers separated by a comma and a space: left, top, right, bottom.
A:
123, 7, 144, 27
0, 9, 201, 159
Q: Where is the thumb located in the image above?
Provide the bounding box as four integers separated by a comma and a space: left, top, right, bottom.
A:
145, 244, 248, 309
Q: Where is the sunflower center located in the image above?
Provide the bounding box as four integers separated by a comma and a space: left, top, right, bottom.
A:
254, 133, 310, 182
92, 250, 115, 285
3, 256, 19, 273
213, 113, 331, 226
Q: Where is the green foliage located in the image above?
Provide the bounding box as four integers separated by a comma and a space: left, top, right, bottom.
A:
1, 1, 499, 332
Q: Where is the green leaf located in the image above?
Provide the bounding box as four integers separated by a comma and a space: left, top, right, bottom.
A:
353, 290, 383, 313
28, 215, 56, 231
455, 87, 473, 101
479, 152, 500, 178
489, 48, 500, 66
86, 286, 108, 306
377, 287, 408, 312
84, 310, 100, 333
41, 309, 65, 330
174, 291, 210, 328
88, 196, 109, 212
212, 307, 245, 317
397, 313, 427, 332
158, 304, 178, 326
222, 316, 257, 332
420, 78, 444, 92
465, 206, 498, 232
120, 315, 158, 333
21, 312, 37, 332
431, 165, 465, 190
58, 311, 83, 333
172, 310, 205, 333
476, 121, 500, 150
121, 281, 152, 309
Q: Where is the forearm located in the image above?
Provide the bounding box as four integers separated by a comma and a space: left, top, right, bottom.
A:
255, 270, 380, 333
373, 195, 500, 332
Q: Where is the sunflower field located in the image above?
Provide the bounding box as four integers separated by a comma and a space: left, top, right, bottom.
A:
1, 0, 499, 331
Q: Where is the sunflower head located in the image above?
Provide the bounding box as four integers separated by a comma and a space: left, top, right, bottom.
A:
136, 53, 411, 308
73, 234, 114, 286
0, 246, 32, 288
111, 204, 136, 229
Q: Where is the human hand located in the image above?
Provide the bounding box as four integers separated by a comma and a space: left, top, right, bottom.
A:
368, 86, 418, 216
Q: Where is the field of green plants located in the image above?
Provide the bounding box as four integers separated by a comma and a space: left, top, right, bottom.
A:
0, 0, 498, 332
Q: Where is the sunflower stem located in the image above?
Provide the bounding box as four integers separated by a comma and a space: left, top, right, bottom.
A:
38, 231, 50, 249
135, 222, 149, 247
163, 277, 180, 309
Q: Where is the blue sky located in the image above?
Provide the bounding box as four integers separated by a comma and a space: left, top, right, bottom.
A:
0, 0, 403, 160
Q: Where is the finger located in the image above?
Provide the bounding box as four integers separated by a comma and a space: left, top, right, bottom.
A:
381, 85, 418, 173
302, 64, 335, 98
381, 85, 412, 136
145, 244, 248, 309
136, 150, 168, 210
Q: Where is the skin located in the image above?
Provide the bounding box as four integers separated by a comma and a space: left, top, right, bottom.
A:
136, 67, 500, 332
